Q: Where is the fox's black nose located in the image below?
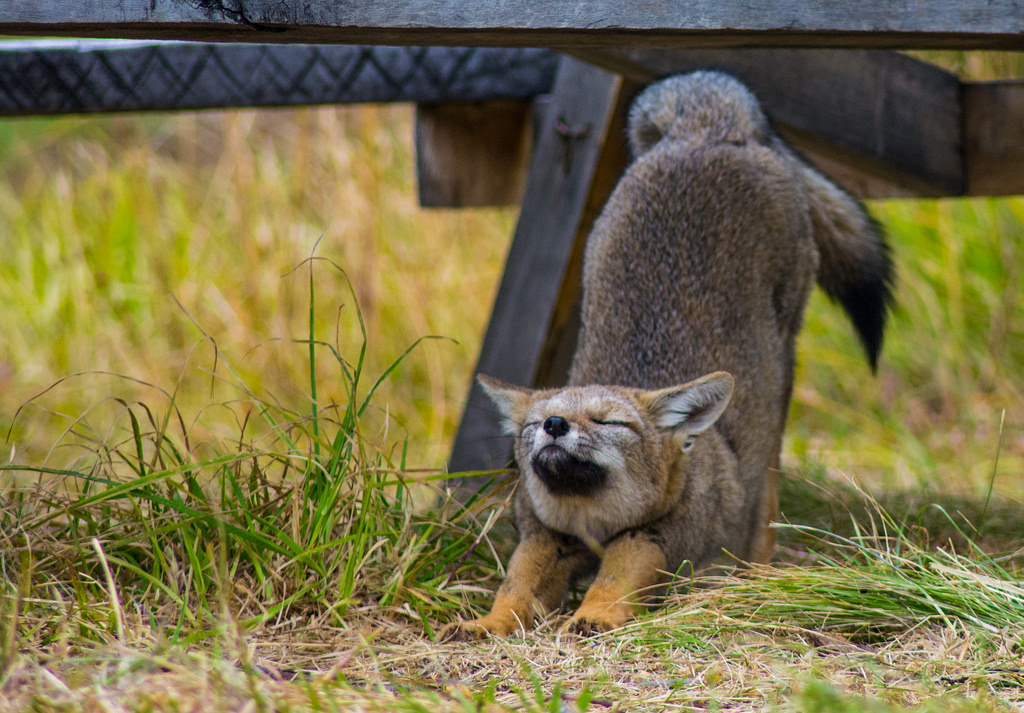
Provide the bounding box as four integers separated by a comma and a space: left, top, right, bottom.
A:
543, 416, 570, 438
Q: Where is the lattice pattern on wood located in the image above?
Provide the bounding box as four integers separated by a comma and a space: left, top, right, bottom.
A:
0, 41, 557, 116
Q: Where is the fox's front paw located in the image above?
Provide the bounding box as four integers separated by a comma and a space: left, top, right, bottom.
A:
439, 620, 494, 642
439, 612, 527, 641
564, 601, 632, 636
563, 614, 618, 637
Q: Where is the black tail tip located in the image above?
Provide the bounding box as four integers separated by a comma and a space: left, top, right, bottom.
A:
841, 265, 895, 373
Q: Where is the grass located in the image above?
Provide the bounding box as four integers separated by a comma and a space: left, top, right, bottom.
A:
0, 106, 516, 471
790, 198, 1024, 496
2, 74, 1024, 710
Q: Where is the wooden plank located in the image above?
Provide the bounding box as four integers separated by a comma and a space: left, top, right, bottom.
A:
447, 56, 632, 475
572, 48, 965, 197
784, 147, 924, 199
415, 100, 533, 207
2, 2, 1024, 50
531, 91, 635, 390
964, 80, 1024, 196
0, 40, 556, 116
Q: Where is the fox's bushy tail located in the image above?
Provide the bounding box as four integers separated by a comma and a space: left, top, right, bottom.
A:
795, 161, 894, 371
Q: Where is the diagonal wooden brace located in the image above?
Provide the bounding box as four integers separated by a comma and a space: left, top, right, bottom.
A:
447, 56, 636, 477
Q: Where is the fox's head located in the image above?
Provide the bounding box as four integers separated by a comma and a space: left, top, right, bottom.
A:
478, 372, 733, 542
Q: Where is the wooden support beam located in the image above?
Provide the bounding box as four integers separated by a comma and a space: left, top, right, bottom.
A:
964, 80, 1024, 196
447, 56, 634, 475
6, 40, 1020, 198
572, 48, 965, 198
2, 2, 1024, 50
0, 41, 556, 116
415, 100, 533, 207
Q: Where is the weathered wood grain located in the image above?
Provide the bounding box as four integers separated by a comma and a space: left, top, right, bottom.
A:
415, 100, 533, 207
964, 81, 1024, 196
572, 48, 965, 197
0, 40, 556, 116
448, 57, 631, 476
2, 2, 1024, 50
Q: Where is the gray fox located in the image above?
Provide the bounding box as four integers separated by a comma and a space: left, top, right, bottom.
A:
443, 70, 893, 638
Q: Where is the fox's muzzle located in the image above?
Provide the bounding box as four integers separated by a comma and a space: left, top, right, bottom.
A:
531, 445, 607, 497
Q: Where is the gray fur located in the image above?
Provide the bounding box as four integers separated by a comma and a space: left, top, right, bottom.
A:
570, 69, 892, 568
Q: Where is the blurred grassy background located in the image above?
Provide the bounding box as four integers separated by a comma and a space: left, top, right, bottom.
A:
0, 82, 1021, 502
0, 106, 515, 471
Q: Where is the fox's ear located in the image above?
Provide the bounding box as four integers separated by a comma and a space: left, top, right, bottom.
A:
477, 374, 536, 435
643, 372, 733, 451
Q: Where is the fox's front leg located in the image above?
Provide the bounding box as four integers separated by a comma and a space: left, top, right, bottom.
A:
441, 530, 575, 640
568, 531, 668, 635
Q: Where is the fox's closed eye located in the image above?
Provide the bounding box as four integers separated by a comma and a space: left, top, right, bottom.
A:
592, 419, 631, 427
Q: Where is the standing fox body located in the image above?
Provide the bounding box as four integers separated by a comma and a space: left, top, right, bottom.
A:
444, 71, 893, 639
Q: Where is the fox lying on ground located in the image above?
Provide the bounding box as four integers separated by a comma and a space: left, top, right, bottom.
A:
443, 70, 893, 639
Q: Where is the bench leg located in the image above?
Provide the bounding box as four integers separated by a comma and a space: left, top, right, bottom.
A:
448, 56, 635, 479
